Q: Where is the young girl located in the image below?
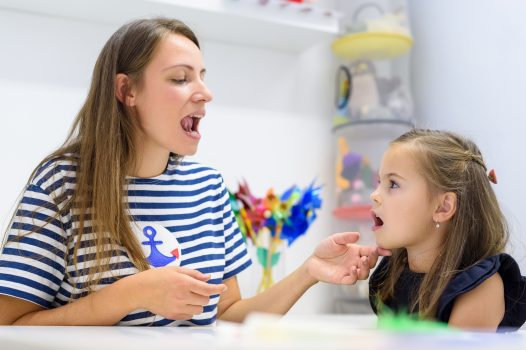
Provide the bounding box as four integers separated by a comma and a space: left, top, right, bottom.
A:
0, 18, 383, 326
368, 129, 526, 331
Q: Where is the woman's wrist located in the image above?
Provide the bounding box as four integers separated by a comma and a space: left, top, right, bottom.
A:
115, 272, 144, 312
300, 258, 319, 288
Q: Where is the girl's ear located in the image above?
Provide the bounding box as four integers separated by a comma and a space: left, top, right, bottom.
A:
115, 73, 136, 107
433, 192, 457, 223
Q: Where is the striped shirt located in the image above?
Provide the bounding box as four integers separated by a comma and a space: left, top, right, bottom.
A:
0, 155, 251, 326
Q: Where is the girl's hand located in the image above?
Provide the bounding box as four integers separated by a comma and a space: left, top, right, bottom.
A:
131, 267, 227, 320
305, 232, 391, 285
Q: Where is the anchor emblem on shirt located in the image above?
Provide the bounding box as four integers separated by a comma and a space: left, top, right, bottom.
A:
141, 225, 180, 267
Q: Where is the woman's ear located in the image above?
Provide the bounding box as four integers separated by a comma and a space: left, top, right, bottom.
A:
433, 192, 457, 223
115, 73, 136, 106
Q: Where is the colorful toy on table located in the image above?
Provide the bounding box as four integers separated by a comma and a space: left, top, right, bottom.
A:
229, 180, 322, 292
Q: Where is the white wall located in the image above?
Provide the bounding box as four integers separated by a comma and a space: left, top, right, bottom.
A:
0, 11, 107, 226
191, 40, 338, 313
0, 9, 337, 314
409, 0, 526, 272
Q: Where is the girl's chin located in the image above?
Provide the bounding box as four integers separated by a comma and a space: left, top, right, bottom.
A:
375, 240, 400, 251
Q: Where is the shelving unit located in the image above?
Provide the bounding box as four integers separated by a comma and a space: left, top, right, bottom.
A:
332, 119, 413, 221
331, 31, 413, 60
332, 118, 414, 133
0, 0, 340, 52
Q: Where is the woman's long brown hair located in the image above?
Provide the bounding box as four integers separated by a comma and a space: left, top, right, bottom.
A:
376, 129, 508, 318
3, 18, 200, 293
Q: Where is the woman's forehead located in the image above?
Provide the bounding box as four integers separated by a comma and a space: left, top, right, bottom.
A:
150, 33, 204, 70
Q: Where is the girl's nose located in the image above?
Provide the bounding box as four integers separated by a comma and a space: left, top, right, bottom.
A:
370, 188, 381, 205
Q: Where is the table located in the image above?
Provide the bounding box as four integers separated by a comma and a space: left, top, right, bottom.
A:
1, 314, 525, 350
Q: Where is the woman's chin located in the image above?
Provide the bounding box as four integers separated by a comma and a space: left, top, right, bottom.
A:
171, 145, 199, 157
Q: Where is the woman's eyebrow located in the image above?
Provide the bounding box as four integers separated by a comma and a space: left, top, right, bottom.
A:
162, 64, 206, 75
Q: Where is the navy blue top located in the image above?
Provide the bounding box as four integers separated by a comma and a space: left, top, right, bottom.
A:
369, 254, 526, 331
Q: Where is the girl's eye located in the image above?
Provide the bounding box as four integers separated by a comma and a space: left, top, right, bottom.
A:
389, 180, 399, 189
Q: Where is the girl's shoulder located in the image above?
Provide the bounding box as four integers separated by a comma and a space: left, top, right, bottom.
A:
438, 253, 526, 330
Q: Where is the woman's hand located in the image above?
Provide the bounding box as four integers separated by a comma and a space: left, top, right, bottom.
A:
305, 232, 391, 285
131, 266, 227, 320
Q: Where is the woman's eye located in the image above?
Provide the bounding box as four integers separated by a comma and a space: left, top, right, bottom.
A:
171, 78, 187, 84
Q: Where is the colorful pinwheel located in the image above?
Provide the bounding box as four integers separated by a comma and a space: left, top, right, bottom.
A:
229, 180, 322, 292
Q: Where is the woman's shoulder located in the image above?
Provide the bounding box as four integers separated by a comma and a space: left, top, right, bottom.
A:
173, 159, 220, 175
31, 153, 79, 192
168, 158, 224, 182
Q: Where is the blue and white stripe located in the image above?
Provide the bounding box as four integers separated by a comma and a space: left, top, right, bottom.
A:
0, 156, 251, 326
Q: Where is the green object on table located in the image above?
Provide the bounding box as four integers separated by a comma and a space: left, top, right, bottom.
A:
377, 310, 452, 333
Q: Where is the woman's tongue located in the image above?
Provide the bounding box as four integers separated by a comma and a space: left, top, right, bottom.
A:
180, 116, 201, 140
181, 116, 193, 132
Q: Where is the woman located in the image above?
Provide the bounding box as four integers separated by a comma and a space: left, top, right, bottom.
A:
0, 18, 385, 326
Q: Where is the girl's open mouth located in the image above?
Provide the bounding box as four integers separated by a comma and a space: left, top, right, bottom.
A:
371, 211, 384, 231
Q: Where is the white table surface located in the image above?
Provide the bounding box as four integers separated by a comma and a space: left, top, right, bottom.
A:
1, 314, 525, 350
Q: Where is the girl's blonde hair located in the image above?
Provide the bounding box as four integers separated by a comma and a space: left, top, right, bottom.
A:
376, 129, 508, 318
3, 18, 199, 293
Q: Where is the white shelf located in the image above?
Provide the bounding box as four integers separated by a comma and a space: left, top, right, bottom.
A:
332, 118, 415, 133
0, 0, 339, 52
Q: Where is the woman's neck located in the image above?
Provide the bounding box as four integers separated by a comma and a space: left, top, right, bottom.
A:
132, 135, 171, 178
133, 152, 170, 178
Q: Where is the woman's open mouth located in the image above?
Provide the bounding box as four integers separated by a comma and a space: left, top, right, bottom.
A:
180, 114, 203, 140
371, 211, 384, 231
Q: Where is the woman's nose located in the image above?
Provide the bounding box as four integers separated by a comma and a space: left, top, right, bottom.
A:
194, 81, 213, 103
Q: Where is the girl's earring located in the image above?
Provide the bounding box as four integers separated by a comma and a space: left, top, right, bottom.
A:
435, 222, 440, 230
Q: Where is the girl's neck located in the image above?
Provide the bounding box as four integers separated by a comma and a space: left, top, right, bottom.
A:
406, 243, 441, 273
406, 223, 447, 273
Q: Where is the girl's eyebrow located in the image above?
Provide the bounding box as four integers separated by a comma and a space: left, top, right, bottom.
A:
162, 64, 206, 75
379, 172, 406, 181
